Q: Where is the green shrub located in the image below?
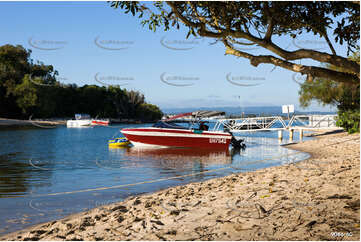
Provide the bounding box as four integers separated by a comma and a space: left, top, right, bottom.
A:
135, 103, 163, 122
336, 110, 360, 134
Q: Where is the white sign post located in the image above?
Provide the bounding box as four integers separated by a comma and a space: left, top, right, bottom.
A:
282, 104, 294, 120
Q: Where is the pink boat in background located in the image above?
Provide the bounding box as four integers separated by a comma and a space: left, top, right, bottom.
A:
121, 111, 238, 149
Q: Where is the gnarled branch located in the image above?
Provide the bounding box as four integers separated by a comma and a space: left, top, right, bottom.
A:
223, 40, 359, 85
167, 1, 359, 76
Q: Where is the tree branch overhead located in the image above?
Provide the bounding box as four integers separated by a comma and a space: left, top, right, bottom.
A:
110, 1, 360, 85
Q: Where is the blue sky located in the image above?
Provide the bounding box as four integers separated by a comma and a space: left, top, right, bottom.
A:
0, 1, 349, 112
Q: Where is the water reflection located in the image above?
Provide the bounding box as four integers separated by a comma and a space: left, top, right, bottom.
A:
122, 147, 230, 167
0, 154, 56, 198
0, 153, 29, 198
0, 126, 57, 198
95, 147, 235, 182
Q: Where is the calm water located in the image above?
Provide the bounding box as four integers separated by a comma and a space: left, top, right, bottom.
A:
0, 124, 310, 235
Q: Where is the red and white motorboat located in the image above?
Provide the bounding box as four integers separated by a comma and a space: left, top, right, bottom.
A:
91, 119, 110, 126
121, 111, 233, 149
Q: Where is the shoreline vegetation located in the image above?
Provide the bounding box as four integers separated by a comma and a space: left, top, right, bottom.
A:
1, 130, 359, 240
0, 45, 163, 123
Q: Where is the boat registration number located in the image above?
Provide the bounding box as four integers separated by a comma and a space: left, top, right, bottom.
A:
209, 138, 226, 144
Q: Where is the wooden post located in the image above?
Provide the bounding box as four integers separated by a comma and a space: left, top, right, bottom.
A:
299, 129, 303, 141
278, 130, 283, 140
289, 129, 294, 141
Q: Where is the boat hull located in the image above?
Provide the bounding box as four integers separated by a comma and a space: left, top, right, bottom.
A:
66, 120, 92, 127
91, 120, 110, 126
121, 128, 232, 149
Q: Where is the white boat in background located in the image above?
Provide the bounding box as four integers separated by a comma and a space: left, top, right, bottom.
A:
66, 114, 92, 127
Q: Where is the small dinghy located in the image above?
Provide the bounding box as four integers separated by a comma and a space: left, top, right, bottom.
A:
108, 137, 131, 148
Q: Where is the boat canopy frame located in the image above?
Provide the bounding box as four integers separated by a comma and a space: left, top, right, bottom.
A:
165, 111, 225, 122
161, 111, 227, 132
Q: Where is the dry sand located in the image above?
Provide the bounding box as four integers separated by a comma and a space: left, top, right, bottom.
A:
1, 131, 360, 241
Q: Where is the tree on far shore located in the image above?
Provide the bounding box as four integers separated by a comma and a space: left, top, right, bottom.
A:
0, 45, 57, 118
0, 44, 163, 121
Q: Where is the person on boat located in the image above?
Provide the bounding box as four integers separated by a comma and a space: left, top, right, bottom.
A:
199, 121, 209, 131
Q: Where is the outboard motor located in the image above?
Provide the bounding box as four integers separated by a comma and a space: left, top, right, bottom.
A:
228, 131, 246, 150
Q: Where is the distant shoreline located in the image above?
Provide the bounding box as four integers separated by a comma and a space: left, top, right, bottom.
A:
0, 118, 153, 127
0, 118, 66, 127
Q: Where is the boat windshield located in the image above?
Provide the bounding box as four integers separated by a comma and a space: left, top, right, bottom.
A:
152, 121, 188, 130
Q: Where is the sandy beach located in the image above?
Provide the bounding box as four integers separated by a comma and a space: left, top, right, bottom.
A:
0, 118, 65, 127
1, 130, 359, 241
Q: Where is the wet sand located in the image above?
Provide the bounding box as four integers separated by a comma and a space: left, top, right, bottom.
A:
1, 131, 359, 240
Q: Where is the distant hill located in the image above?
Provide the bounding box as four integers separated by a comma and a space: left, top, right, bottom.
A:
161, 106, 336, 116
